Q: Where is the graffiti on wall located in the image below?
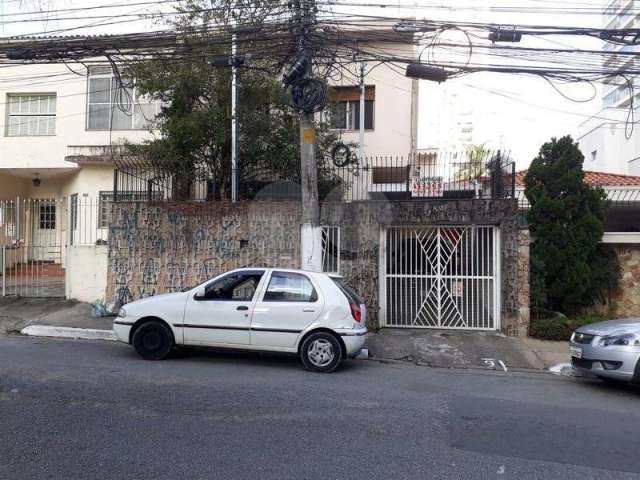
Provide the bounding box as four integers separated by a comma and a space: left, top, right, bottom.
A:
106, 201, 301, 304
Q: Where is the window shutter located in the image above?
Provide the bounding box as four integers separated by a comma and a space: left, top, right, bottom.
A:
329, 86, 375, 102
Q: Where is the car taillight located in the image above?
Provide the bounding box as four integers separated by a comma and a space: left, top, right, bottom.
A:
350, 303, 362, 323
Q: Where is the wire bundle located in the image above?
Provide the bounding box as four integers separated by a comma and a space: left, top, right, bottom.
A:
2, 0, 640, 133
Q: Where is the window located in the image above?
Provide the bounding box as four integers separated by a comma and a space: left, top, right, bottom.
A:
329, 100, 374, 130
331, 277, 364, 305
98, 192, 112, 229
321, 226, 340, 274
39, 203, 56, 230
263, 272, 317, 302
87, 66, 159, 130
7, 94, 56, 136
327, 86, 375, 130
591, 150, 598, 162
69, 194, 78, 246
372, 166, 410, 184
203, 271, 264, 301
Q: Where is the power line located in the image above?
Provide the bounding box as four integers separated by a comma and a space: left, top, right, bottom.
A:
0, 0, 181, 19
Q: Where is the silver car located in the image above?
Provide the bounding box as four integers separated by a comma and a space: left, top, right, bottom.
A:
570, 318, 640, 383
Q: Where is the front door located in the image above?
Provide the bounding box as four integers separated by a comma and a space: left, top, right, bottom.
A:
31, 199, 58, 262
251, 270, 324, 349
182, 270, 266, 345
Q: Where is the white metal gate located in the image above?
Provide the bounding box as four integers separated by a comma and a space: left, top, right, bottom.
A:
1, 198, 66, 297
381, 226, 500, 330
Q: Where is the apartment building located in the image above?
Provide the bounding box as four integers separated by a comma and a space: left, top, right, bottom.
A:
578, 0, 640, 175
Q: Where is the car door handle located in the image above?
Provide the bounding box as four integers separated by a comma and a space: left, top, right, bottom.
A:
237, 306, 249, 311
303, 308, 315, 312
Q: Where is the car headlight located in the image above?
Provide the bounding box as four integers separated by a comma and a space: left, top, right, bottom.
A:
599, 333, 640, 347
117, 308, 126, 318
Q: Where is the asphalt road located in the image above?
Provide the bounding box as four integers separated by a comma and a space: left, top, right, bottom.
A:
1, 335, 639, 480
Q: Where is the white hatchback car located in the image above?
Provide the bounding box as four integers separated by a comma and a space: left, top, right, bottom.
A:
113, 268, 367, 372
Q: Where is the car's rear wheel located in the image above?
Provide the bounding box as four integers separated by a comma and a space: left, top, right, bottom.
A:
300, 332, 343, 373
132, 320, 173, 360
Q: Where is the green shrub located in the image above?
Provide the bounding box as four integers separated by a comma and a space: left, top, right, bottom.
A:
529, 314, 610, 341
525, 136, 619, 314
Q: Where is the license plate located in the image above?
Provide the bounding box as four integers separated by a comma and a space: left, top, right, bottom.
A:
570, 346, 582, 359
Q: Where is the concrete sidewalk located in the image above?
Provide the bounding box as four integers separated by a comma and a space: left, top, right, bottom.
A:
0, 297, 570, 373
365, 328, 568, 371
0, 297, 114, 334
521, 337, 570, 368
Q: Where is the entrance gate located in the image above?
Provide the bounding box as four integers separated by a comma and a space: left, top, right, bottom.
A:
1, 198, 66, 297
381, 226, 500, 330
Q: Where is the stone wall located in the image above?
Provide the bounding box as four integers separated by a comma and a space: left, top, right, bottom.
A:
107, 201, 301, 305
610, 244, 640, 317
106, 198, 528, 335
320, 199, 526, 335
507, 229, 530, 337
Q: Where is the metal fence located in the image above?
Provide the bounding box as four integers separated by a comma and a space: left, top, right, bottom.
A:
112, 150, 516, 203
69, 194, 110, 246
319, 151, 515, 202
0, 198, 66, 297
0, 196, 111, 297
517, 186, 640, 230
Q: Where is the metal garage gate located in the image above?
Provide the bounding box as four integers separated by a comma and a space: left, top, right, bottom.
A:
382, 226, 500, 330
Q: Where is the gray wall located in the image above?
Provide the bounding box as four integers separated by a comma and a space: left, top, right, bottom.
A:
107, 201, 301, 305
107, 199, 528, 335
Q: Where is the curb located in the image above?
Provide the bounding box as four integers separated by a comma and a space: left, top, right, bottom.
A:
364, 355, 553, 376
20, 325, 116, 341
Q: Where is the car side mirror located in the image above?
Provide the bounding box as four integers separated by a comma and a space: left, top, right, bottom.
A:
194, 285, 206, 300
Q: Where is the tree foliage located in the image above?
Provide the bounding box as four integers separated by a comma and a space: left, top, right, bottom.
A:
456, 143, 488, 180
524, 135, 619, 314
125, 0, 341, 200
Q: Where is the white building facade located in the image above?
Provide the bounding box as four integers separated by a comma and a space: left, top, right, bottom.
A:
0, 38, 418, 302
578, 0, 640, 176
419, 82, 477, 153
0, 62, 157, 301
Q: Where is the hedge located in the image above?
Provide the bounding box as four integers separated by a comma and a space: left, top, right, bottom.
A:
529, 315, 609, 341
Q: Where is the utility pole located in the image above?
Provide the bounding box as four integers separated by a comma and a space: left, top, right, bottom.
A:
231, 25, 238, 202
358, 60, 366, 162
297, 0, 322, 272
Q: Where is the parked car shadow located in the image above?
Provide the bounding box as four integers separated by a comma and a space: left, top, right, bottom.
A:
115, 343, 364, 373
574, 376, 640, 397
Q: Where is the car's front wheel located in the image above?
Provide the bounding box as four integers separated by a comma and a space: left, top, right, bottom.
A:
132, 320, 173, 360
633, 358, 640, 385
300, 332, 343, 373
